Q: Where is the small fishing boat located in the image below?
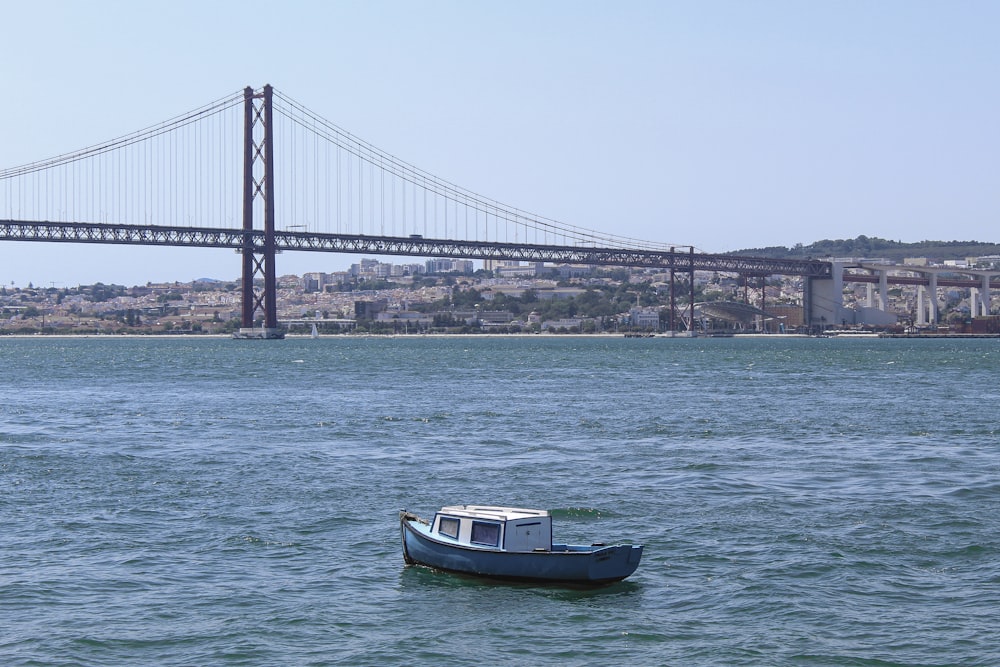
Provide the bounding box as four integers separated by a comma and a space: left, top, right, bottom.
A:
399, 505, 643, 585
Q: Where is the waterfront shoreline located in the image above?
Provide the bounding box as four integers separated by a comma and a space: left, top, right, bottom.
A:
6, 331, 999, 340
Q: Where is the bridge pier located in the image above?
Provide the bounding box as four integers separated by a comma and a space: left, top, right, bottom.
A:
913, 271, 939, 326
979, 274, 992, 316
864, 268, 890, 314
805, 261, 846, 332
928, 272, 939, 324
916, 285, 926, 326
879, 270, 888, 310
669, 247, 676, 332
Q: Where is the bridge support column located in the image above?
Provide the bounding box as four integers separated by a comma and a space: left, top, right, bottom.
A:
689, 247, 696, 334
805, 261, 844, 333
237, 84, 284, 339
879, 270, 888, 310
928, 272, 939, 325
981, 274, 992, 316
916, 285, 926, 325
669, 246, 676, 333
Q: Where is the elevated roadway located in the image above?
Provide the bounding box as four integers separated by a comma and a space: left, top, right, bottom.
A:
1, 219, 832, 277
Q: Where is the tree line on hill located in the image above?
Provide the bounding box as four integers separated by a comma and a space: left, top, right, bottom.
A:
732, 236, 1000, 263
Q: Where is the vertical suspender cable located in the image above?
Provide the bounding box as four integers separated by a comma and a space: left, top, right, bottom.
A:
325, 129, 330, 233
358, 142, 363, 233
219, 106, 223, 226
88, 147, 92, 221
347, 148, 352, 234
193, 118, 197, 225
337, 141, 341, 233
315, 118, 319, 231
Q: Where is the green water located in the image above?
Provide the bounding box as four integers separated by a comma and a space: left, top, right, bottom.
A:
2, 336, 998, 665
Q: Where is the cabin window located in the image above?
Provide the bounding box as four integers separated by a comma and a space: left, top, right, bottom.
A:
438, 516, 460, 539
470, 521, 500, 547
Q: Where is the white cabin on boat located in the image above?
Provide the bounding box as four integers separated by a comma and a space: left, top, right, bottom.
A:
431, 505, 553, 552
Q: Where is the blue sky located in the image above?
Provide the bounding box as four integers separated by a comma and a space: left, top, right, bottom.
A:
3, 0, 999, 286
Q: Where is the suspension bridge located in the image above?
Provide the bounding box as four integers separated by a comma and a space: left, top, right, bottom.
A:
1, 85, 992, 337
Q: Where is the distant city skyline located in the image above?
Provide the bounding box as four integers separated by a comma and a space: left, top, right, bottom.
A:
6, 235, 1000, 290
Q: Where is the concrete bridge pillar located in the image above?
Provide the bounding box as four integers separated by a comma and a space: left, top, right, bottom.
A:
916, 285, 926, 325
879, 270, 889, 310
928, 272, 939, 324
981, 274, 992, 316
805, 261, 846, 331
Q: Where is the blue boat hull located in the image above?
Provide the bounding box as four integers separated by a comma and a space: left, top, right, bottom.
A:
401, 515, 643, 584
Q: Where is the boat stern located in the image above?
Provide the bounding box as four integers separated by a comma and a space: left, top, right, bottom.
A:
588, 543, 644, 583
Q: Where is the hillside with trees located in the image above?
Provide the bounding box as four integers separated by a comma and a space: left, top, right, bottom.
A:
732, 236, 1000, 263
